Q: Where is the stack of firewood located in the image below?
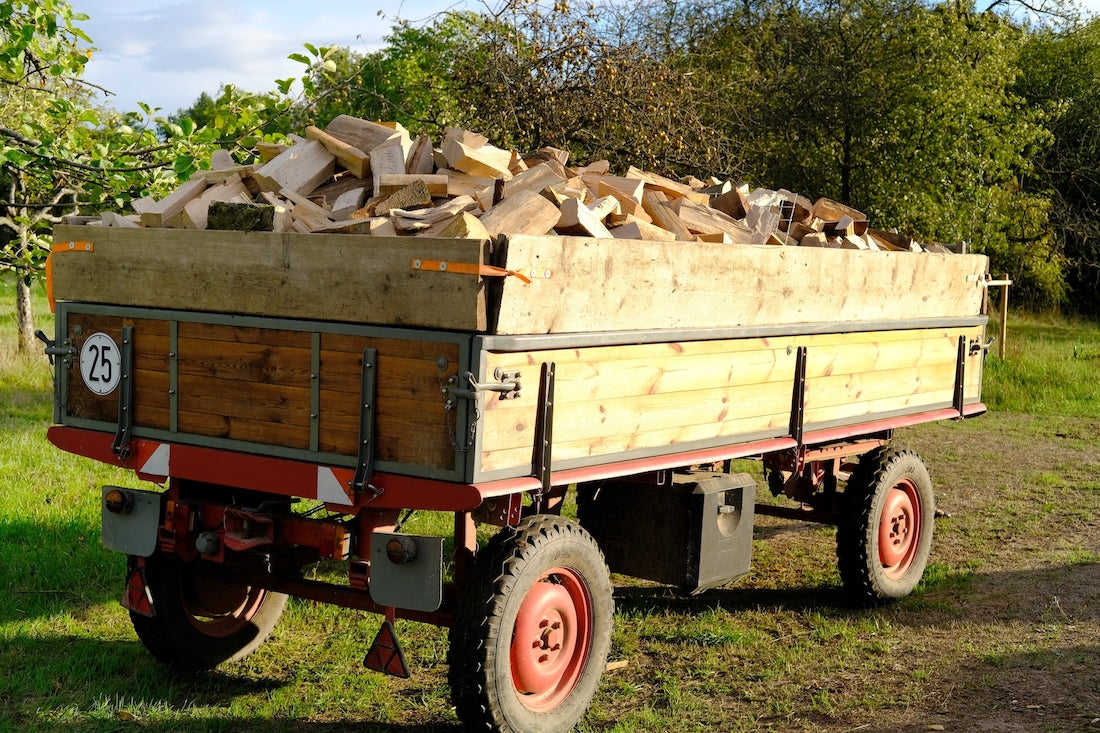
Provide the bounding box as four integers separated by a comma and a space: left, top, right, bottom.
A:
77, 114, 944, 253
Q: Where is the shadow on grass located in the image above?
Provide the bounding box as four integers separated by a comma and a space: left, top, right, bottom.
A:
0, 516, 125, 624
612, 559, 1100, 628
0, 633, 463, 732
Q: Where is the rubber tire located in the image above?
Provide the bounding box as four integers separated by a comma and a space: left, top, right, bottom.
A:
448, 515, 614, 733
837, 448, 935, 605
129, 553, 288, 671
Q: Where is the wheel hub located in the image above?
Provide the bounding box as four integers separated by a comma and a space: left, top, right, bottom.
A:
510, 568, 592, 712
879, 480, 921, 579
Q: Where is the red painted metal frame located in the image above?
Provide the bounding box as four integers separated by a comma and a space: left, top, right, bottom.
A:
48, 402, 985, 510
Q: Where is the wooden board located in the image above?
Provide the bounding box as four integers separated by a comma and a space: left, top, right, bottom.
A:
52, 227, 988, 336
59, 310, 462, 472
476, 324, 985, 476
51, 226, 492, 332
495, 235, 988, 334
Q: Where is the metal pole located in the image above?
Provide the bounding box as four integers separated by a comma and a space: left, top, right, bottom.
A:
999, 273, 1009, 360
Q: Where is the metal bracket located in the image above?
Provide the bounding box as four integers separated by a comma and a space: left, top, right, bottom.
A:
351, 348, 380, 497
111, 325, 135, 460
789, 346, 807, 448
953, 335, 967, 416
533, 362, 556, 495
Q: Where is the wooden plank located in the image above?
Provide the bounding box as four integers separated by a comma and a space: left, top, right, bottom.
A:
51, 226, 491, 331
610, 218, 676, 241
495, 234, 988, 334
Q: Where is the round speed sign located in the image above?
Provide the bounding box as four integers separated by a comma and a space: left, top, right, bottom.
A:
79, 332, 122, 396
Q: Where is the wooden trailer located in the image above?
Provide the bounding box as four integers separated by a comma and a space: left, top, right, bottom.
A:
44, 225, 990, 733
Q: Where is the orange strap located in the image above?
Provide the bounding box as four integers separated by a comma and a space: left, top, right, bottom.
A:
46, 240, 95, 313
411, 258, 532, 284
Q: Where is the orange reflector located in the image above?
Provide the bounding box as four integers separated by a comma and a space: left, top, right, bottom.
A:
363, 620, 410, 678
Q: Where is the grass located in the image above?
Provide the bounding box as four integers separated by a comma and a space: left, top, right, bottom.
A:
2, 272, 1098, 731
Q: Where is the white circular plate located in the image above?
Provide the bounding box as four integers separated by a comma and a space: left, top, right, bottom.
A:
79, 332, 122, 396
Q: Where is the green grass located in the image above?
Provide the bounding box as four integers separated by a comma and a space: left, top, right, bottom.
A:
2, 272, 1098, 731
982, 313, 1100, 416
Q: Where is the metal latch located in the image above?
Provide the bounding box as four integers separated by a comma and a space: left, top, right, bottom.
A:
443, 369, 521, 407
35, 329, 76, 365
970, 337, 994, 356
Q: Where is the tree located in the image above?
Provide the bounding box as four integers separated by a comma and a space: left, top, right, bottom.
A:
1016, 17, 1100, 315
684, 0, 1060, 307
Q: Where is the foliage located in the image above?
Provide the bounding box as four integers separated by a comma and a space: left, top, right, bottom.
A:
1016, 18, 1100, 316
296, 16, 483, 136
682, 0, 1059, 307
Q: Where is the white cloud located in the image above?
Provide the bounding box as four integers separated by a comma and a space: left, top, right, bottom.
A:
71, 0, 453, 113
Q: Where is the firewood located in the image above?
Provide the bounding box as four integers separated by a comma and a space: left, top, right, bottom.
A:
610, 218, 677, 242
253, 139, 335, 195
556, 198, 613, 238
373, 180, 432, 217
306, 125, 370, 178
140, 178, 209, 228
442, 137, 513, 180
478, 189, 560, 237
181, 175, 252, 230
641, 190, 696, 241
325, 115, 406, 158
377, 174, 449, 199
370, 142, 408, 197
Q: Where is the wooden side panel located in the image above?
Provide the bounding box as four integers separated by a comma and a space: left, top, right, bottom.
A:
62, 310, 461, 473
64, 314, 170, 429
318, 334, 459, 470
496, 235, 989, 334
478, 325, 985, 475
51, 225, 490, 331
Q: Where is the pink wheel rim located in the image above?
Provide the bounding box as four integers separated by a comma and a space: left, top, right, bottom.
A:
878, 479, 922, 580
510, 567, 593, 712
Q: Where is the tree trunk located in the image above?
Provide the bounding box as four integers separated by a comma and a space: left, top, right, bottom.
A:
16, 273, 35, 353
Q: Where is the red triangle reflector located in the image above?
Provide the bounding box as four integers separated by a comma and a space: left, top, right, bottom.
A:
363, 620, 409, 678
122, 564, 155, 618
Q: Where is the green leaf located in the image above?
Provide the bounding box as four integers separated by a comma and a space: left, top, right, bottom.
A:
288, 52, 310, 65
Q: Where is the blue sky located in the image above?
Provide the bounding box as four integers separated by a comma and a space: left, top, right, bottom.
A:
73, 0, 468, 114
74, 0, 1100, 117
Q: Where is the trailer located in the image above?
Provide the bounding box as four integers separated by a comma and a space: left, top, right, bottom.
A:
43, 224, 989, 732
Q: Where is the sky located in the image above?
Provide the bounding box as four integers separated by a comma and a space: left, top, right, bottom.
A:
73, 0, 1100, 117
73, 0, 470, 115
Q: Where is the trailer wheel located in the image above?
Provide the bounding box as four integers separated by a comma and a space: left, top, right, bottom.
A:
837, 448, 934, 604
128, 553, 287, 671
449, 515, 613, 733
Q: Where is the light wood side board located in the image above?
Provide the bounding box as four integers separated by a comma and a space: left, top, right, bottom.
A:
50, 227, 988, 335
